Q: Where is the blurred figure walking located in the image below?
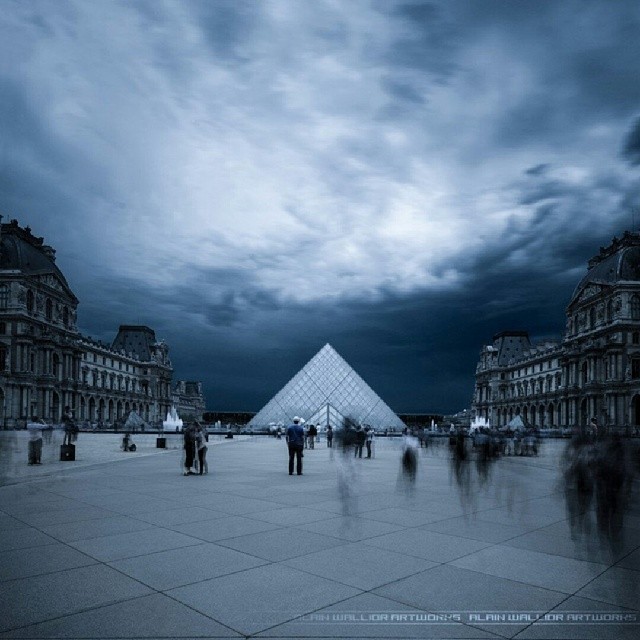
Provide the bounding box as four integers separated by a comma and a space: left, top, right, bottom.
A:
27, 416, 46, 465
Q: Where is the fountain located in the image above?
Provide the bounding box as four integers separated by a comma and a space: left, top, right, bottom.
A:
469, 415, 490, 433
163, 406, 183, 432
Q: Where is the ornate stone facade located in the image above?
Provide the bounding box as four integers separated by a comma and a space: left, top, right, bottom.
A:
172, 380, 206, 422
0, 218, 173, 427
473, 231, 640, 430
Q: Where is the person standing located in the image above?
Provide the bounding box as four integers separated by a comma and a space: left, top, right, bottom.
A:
27, 416, 45, 465
286, 416, 305, 475
183, 424, 197, 475
196, 423, 208, 475
326, 425, 333, 448
62, 406, 75, 446
308, 424, 317, 450
354, 425, 365, 458
365, 427, 374, 458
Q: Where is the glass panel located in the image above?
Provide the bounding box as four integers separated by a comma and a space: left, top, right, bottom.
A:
249, 344, 405, 430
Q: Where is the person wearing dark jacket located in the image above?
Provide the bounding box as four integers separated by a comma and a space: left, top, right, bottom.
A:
286, 416, 305, 475
308, 424, 317, 449
354, 425, 366, 458
183, 424, 197, 475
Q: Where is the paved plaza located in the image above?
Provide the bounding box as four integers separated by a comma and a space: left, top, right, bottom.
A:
0, 433, 638, 639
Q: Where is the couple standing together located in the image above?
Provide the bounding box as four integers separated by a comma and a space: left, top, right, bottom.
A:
183, 423, 208, 475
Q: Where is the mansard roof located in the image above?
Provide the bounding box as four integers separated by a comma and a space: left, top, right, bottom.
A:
0, 220, 78, 302
112, 325, 157, 361
570, 231, 640, 308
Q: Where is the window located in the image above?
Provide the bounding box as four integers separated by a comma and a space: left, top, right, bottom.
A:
632, 359, 640, 379
633, 332, 640, 345
589, 306, 596, 329
0, 322, 5, 334
607, 299, 613, 323
0, 347, 6, 370
26, 289, 34, 313
632, 295, 640, 321
0, 285, 9, 309
45, 298, 53, 321
63, 307, 69, 326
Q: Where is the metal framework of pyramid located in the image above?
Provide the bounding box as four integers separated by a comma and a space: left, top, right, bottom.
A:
248, 344, 405, 430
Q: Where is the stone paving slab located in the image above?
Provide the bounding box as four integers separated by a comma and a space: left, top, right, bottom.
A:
109, 540, 268, 590
0, 593, 240, 638
0, 564, 153, 632
450, 545, 608, 594
167, 563, 362, 636
0, 435, 637, 640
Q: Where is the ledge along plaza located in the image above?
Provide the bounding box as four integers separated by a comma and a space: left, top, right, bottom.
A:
1, 392, 639, 639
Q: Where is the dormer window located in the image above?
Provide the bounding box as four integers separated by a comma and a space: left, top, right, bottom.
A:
0, 285, 9, 310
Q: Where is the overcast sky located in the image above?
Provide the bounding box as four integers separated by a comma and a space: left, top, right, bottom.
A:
2, 0, 640, 414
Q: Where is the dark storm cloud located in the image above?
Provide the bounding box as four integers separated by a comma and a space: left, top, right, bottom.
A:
622, 116, 640, 166
3, 0, 640, 414
189, 0, 259, 63
380, 76, 426, 105
382, 1, 459, 80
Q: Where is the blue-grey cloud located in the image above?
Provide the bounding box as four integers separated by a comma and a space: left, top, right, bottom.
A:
622, 116, 640, 166
2, 0, 640, 413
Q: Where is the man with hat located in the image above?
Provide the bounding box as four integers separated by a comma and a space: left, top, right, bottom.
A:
286, 416, 305, 476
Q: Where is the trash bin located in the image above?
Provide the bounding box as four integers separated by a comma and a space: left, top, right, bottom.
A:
60, 444, 75, 461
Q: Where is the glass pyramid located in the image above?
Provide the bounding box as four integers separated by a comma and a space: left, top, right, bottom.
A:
248, 344, 406, 430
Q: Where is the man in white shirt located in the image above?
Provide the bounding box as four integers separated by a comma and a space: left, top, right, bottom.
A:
27, 416, 45, 465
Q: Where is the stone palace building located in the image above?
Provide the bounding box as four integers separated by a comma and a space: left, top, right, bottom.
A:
0, 218, 174, 427
473, 230, 640, 431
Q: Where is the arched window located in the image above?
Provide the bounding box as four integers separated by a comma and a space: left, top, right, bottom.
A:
631, 295, 640, 321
